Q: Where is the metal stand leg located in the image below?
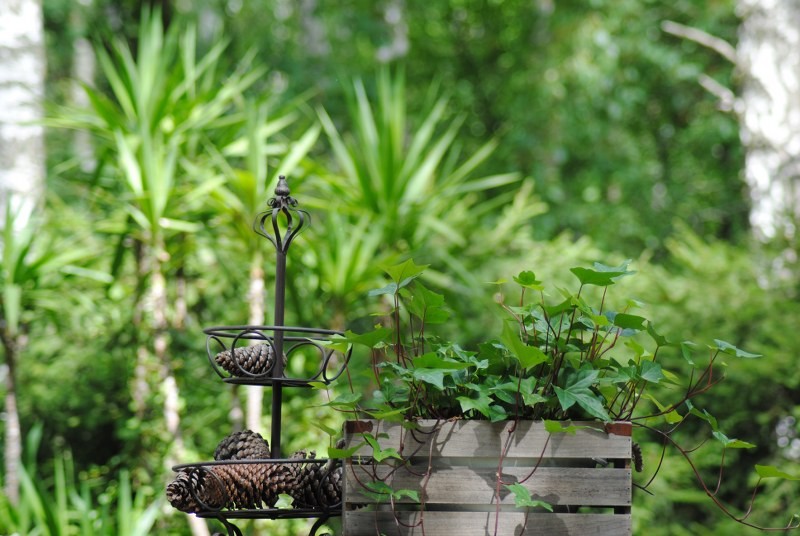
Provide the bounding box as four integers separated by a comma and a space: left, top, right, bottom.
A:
210, 516, 243, 536
308, 515, 330, 536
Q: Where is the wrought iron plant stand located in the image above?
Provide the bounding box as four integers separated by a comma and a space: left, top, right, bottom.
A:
167, 177, 351, 536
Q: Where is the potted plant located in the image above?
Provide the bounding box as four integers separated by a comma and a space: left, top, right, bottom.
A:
322, 259, 797, 536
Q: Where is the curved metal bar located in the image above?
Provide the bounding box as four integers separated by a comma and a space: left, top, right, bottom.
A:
210, 515, 244, 536
174, 457, 333, 470
203, 326, 352, 385
205, 336, 229, 379
185, 466, 227, 513
253, 176, 309, 254
229, 329, 275, 378
308, 515, 330, 536
204, 325, 345, 337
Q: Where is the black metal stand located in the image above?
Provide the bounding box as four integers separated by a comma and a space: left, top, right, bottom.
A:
171, 177, 347, 536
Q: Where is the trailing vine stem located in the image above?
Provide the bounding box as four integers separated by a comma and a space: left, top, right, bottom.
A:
634, 422, 800, 531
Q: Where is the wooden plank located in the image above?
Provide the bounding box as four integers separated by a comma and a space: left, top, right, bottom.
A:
345, 465, 631, 507
344, 420, 631, 460
344, 511, 632, 536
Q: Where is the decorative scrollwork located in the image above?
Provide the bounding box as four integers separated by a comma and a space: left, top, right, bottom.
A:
254, 176, 309, 253
204, 325, 353, 387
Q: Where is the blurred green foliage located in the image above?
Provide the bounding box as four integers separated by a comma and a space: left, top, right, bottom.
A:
0, 0, 796, 534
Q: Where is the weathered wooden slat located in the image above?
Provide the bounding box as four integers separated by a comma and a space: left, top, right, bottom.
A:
342, 421, 632, 534
344, 511, 632, 536
345, 465, 631, 507
344, 420, 631, 460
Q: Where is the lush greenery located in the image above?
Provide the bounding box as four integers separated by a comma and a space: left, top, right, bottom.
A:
1, 0, 798, 534
335, 259, 763, 424
329, 259, 797, 529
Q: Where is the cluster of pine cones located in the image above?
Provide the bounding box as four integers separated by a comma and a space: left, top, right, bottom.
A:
166, 430, 342, 513
214, 343, 281, 377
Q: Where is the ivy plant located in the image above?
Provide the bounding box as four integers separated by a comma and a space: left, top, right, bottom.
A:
322, 259, 800, 530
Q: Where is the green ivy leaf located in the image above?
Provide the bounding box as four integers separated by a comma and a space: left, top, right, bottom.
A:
381, 259, 429, 285
405, 283, 450, 324
319, 392, 362, 410
411, 368, 446, 390
680, 341, 697, 366
364, 406, 410, 420
412, 353, 471, 370
339, 328, 393, 348
393, 489, 421, 502
712, 339, 762, 359
544, 420, 587, 435
367, 282, 399, 297
755, 465, 800, 481
642, 394, 683, 424
553, 369, 611, 422
505, 483, 553, 511
328, 443, 364, 459
457, 394, 492, 418
362, 480, 394, 502
513, 270, 544, 291
569, 260, 633, 287
500, 321, 549, 370
613, 313, 647, 330
364, 434, 403, 462
274, 494, 294, 509
646, 322, 670, 347
712, 430, 756, 449
312, 421, 339, 436
639, 361, 664, 383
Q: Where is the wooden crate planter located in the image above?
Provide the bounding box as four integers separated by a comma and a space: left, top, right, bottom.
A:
342, 419, 632, 536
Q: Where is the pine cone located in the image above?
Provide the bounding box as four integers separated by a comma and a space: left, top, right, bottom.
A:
632, 441, 644, 472
214, 430, 271, 461
166, 468, 226, 512
290, 450, 342, 509
214, 343, 276, 377
167, 462, 299, 513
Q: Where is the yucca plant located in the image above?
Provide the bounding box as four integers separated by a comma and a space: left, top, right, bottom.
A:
48, 9, 263, 494
314, 69, 522, 248
305, 69, 541, 327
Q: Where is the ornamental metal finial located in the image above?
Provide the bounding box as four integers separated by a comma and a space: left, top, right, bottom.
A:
255, 175, 308, 253
268, 175, 297, 210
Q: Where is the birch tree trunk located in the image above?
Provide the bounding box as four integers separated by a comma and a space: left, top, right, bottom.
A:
246, 252, 266, 433
150, 243, 208, 536
0, 0, 45, 507
0, 334, 22, 506
70, 21, 96, 173
0, 0, 46, 229
737, 0, 800, 243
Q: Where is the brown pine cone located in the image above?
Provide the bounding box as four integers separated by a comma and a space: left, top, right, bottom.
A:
214, 430, 271, 461
166, 468, 226, 512
214, 343, 276, 376
167, 462, 299, 513
289, 450, 342, 509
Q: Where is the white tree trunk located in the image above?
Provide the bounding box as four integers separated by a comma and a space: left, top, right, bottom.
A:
1, 343, 21, 506
0, 0, 46, 229
71, 36, 96, 173
737, 0, 800, 241
0, 0, 44, 508
246, 255, 266, 433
